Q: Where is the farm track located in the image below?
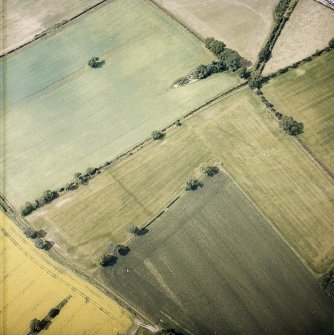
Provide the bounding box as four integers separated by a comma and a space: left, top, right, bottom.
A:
0, 0, 114, 59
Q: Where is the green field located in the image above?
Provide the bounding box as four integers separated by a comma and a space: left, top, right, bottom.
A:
0, 0, 241, 207
29, 89, 334, 273
263, 51, 334, 172
101, 173, 334, 335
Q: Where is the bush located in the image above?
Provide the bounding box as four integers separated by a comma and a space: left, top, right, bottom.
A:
41, 190, 58, 204
88, 56, 105, 69
21, 202, 35, 216
329, 38, 334, 49
218, 48, 243, 71
201, 165, 219, 177
24, 227, 37, 239
152, 130, 165, 140
185, 178, 202, 191
248, 73, 263, 89
258, 47, 271, 62
204, 37, 226, 56
273, 0, 291, 22
237, 66, 249, 79
47, 308, 60, 319
279, 116, 304, 136
34, 238, 45, 249
29, 319, 42, 334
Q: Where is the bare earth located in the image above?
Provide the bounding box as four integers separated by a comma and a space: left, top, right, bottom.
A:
153, 0, 279, 63
0, 0, 102, 55
264, 0, 334, 74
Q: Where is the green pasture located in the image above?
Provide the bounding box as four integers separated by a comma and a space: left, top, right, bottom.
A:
0, 0, 241, 206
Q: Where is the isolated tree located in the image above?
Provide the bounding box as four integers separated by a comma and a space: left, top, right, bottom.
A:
21, 202, 35, 216
24, 227, 37, 239
128, 225, 140, 235
185, 178, 202, 191
151, 130, 165, 140
279, 116, 304, 136
34, 238, 45, 249
88, 56, 105, 69
201, 165, 219, 177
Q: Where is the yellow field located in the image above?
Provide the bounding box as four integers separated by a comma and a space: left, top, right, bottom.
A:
153, 0, 279, 63
264, 0, 334, 74
0, 212, 133, 335
29, 89, 334, 274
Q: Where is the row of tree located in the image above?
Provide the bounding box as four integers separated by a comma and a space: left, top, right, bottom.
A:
173, 38, 249, 86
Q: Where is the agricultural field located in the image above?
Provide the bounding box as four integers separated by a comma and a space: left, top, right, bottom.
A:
263, 0, 334, 74
153, 0, 279, 63
29, 89, 334, 274
101, 173, 334, 335
0, 0, 242, 208
263, 50, 334, 172
0, 212, 133, 335
0, 0, 103, 55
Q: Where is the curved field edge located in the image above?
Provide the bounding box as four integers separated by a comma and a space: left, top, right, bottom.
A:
102, 173, 334, 335
0, 0, 241, 207
262, 50, 334, 173
28, 89, 334, 274
0, 212, 134, 335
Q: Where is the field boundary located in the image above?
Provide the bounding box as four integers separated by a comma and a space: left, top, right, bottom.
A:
19, 81, 247, 215
0, 0, 114, 59
0, 223, 127, 324
147, 0, 204, 43
255, 0, 300, 73
219, 166, 318, 276
258, 90, 334, 184
0, 206, 157, 329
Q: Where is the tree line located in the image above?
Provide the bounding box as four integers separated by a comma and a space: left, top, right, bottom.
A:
173, 37, 249, 87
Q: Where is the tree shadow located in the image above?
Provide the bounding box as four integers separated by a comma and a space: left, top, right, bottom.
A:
118, 246, 130, 256
44, 240, 55, 251
136, 228, 149, 236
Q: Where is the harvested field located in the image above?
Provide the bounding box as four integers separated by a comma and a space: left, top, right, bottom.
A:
29, 89, 334, 273
263, 50, 334, 172
153, 0, 279, 63
0, 0, 241, 207
101, 173, 334, 335
0, 0, 103, 55
263, 0, 334, 74
0, 212, 133, 335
